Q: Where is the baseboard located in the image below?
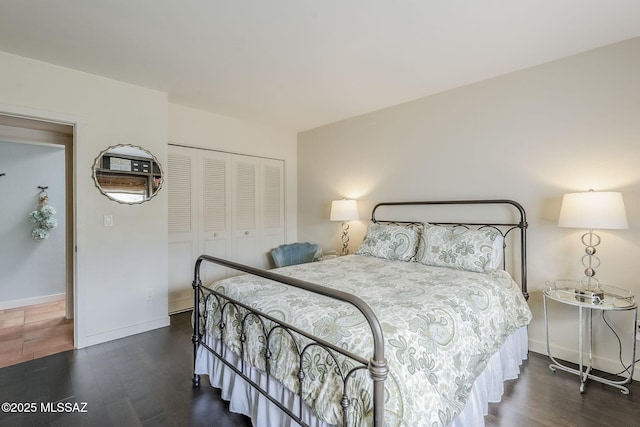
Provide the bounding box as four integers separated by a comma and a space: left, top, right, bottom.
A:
0, 293, 65, 310
170, 307, 194, 315
169, 296, 193, 314
83, 316, 170, 348
529, 337, 640, 381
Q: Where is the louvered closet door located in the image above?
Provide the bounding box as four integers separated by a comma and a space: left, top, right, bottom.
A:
168, 146, 285, 313
168, 146, 233, 313
231, 156, 285, 269
168, 145, 198, 313
199, 151, 232, 285
261, 158, 285, 267
232, 156, 260, 267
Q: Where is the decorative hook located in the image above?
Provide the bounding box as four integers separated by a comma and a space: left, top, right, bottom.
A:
37, 186, 49, 199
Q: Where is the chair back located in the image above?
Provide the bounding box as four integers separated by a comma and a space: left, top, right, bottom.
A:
271, 242, 321, 268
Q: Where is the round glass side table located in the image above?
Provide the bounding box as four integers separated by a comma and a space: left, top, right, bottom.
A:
543, 280, 637, 394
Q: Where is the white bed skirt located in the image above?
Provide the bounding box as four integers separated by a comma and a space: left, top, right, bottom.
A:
195, 326, 529, 427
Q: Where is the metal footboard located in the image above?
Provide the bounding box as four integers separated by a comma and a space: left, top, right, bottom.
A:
191, 255, 388, 427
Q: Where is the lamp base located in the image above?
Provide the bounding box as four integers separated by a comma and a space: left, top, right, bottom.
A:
340, 221, 350, 256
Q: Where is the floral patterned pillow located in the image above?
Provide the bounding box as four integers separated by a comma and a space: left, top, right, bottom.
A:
415, 224, 502, 272
355, 222, 421, 261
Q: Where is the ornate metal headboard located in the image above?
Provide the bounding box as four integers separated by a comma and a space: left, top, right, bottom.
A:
370, 199, 529, 300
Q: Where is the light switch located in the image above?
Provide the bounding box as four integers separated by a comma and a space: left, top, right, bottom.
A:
103, 214, 113, 227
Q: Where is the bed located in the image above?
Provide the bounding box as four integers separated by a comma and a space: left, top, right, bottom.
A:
192, 200, 532, 427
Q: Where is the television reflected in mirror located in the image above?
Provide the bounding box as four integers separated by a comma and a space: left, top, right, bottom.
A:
92, 144, 163, 204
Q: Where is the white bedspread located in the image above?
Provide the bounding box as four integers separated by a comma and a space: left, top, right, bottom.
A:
199, 255, 532, 426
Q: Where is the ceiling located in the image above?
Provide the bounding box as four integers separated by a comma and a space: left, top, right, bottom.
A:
1, 1, 640, 132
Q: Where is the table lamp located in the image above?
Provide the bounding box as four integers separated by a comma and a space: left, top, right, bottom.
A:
330, 199, 358, 256
558, 190, 628, 294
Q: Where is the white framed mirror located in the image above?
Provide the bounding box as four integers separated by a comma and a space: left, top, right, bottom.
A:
92, 144, 163, 204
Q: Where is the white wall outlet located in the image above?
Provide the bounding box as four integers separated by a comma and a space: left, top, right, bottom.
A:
146, 288, 153, 300
103, 214, 113, 227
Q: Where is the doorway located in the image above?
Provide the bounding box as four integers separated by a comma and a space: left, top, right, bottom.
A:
0, 114, 74, 367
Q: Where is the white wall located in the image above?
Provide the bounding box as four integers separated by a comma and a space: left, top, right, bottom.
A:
0, 141, 66, 307
0, 52, 299, 348
298, 37, 640, 378
168, 103, 298, 243
0, 51, 170, 347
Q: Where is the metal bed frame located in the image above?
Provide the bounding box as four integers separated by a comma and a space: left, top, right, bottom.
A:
191, 199, 528, 427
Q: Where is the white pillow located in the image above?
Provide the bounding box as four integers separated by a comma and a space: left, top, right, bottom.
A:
488, 233, 504, 270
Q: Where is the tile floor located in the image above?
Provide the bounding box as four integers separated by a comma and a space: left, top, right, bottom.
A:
0, 300, 73, 368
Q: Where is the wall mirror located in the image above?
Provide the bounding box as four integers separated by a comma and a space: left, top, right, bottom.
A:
92, 144, 163, 204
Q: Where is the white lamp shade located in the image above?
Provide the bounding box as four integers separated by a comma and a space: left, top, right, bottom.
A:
330, 199, 358, 221
558, 191, 628, 229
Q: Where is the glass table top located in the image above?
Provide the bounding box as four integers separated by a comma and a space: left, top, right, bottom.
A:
544, 280, 636, 310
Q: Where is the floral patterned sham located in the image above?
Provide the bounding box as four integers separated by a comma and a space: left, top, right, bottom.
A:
415, 224, 503, 272
355, 221, 421, 261
203, 255, 532, 427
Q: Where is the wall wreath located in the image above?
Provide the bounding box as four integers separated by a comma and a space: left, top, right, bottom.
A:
27, 187, 58, 241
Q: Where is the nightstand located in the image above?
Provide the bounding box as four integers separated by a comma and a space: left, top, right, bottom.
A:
543, 280, 637, 394
317, 250, 338, 262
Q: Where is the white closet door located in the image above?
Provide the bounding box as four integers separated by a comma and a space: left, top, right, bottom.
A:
168, 146, 198, 313
261, 158, 285, 267
168, 145, 286, 313
199, 152, 232, 284
232, 156, 260, 267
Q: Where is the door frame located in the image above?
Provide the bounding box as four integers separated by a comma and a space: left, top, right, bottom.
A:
0, 103, 82, 347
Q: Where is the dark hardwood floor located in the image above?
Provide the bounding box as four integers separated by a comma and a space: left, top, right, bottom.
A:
486, 352, 640, 426
0, 312, 251, 427
1, 311, 639, 426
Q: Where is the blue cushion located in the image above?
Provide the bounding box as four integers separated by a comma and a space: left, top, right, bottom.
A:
271, 242, 320, 268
